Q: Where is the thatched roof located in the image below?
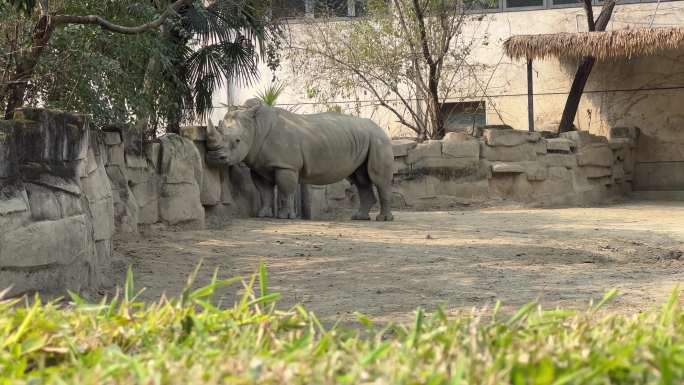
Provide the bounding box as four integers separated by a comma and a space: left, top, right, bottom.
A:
504, 27, 684, 61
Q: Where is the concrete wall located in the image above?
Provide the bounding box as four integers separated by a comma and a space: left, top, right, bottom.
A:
0, 110, 256, 297
215, 2, 684, 191
309, 125, 637, 217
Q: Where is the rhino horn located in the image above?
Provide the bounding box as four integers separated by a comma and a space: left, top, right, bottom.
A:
206, 119, 223, 151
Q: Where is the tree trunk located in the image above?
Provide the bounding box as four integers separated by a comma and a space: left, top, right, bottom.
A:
161, 16, 190, 135
557, 0, 615, 133
558, 57, 596, 133
4, 15, 54, 119
4, 73, 29, 119
427, 98, 444, 139
411, 0, 445, 139
423, 60, 444, 139
427, 70, 444, 139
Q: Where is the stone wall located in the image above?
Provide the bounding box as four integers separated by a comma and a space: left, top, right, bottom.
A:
95, 124, 261, 232
308, 126, 637, 216
0, 109, 114, 296
0, 109, 274, 297
0, 110, 250, 297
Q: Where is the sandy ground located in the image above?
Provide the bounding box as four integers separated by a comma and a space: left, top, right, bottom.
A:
112, 201, 684, 323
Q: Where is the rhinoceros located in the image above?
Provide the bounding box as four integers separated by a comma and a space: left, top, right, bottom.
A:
205, 101, 394, 221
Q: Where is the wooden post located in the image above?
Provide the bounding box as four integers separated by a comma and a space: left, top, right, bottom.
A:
527, 58, 534, 132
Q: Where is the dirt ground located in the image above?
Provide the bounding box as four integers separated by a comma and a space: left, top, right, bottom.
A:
112, 200, 684, 324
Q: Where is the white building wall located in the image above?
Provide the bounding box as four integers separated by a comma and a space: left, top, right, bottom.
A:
210, 2, 684, 170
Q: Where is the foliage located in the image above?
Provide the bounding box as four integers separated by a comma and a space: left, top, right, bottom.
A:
2, 265, 684, 384
0, 0, 36, 15
327, 104, 343, 113
0, 0, 282, 134
163, 0, 282, 131
11, 1, 165, 128
256, 81, 288, 107
288, 0, 492, 139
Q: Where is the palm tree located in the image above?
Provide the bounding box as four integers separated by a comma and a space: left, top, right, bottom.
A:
0, 0, 280, 135
160, 0, 279, 133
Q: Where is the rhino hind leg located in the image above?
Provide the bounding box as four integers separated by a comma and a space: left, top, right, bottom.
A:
275, 169, 298, 219
352, 184, 376, 220
366, 140, 394, 222
252, 172, 275, 218
349, 166, 376, 221
374, 184, 394, 222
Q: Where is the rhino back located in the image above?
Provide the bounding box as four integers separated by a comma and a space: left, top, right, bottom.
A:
271, 112, 384, 185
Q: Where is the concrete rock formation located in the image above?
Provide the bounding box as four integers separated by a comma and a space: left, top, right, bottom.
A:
0, 109, 113, 297
310, 126, 637, 215
1, 110, 226, 297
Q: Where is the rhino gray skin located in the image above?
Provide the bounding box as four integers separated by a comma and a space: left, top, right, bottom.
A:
206, 101, 394, 221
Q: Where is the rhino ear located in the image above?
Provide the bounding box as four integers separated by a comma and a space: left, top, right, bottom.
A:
206, 119, 223, 150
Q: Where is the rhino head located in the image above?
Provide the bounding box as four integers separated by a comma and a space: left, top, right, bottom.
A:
205, 104, 257, 167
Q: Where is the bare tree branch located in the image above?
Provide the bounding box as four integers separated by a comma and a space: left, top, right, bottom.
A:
3, 0, 193, 119
51, 0, 191, 34
289, 0, 487, 139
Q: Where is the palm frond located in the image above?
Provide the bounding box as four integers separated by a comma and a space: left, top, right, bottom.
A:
169, 0, 273, 121
255, 81, 287, 106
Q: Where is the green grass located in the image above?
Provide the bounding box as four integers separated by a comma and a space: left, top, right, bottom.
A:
1, 263, 684, 384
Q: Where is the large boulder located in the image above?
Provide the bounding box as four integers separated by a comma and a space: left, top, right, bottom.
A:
491, 162, 525, 174
483, 129, 541, 147
12, 108, 88, 164
25, 183, 63, 221
577, 143, 613, 168
481, 142, 538, 162
193, 143, 222, 207
392, 139, 417, 157
560, 130, 607, 148
441, 133, 480, 159
0, 181, 29, 223
0, 121, 17, 178
130, 176, 160, 225
0, 215, 89, 268
540, 153, 578, 169
105, 164, 139, 233
491, 161, 548, 181
81, 164, 115, 242
406, 140, 442, 164
546, 138, 574, 153
158, 134, 204, 227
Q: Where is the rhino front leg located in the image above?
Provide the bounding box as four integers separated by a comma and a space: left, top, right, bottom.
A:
251, 172, 275, 218
275, 169, 298, 219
